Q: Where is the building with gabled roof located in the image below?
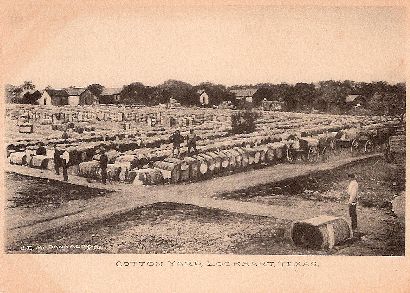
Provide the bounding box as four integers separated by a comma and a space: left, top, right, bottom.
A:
197, 89, 210, 106
65, 87, 86, 106
38, 89, 69, 106
100, 88, 122, 104
230, 88, 258, 103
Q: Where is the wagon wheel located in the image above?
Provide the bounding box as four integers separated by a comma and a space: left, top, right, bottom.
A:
364, 140, 374, 153
308, 147, 319, 162
350, 139, 359, 154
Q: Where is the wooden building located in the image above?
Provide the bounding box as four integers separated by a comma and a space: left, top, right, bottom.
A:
99, 88, 122, 104
65, 87, 86, 106
38, 89, 69, 106
79, 89, 99, 105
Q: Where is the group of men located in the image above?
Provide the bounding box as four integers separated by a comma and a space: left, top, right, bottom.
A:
52, 144, 108, 184
169, 129, 200, 157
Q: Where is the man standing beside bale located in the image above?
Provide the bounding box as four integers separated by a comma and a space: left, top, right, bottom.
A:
169, 130, 184, 157
347, 173, 359, 231
62, 148, 70, 181
53, 144, 61, 175
187, 129, 200, 155
100, 148, 108, 184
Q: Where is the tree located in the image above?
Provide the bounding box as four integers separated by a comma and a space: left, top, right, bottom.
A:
120, 82, 151, 105
157, 80, 197, 106
293, 82, 318, 111
87, 84, 104, 96
5, 81, 37, 104
195, 82, 233, 106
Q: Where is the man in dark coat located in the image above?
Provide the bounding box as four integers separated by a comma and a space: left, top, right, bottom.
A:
186, 129, 200, 155
53, 144, 61, 175
99, 148, 108, 184
169, 130, 184, 157
36, 142, 47, 156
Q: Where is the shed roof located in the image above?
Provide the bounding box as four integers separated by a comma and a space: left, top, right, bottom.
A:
65, 87, 86, 96
45, 89, 69, 97
101, 88, 122, 96
230, 88, 258, 98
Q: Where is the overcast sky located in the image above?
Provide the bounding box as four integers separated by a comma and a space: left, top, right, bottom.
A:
9, 6, 406, 88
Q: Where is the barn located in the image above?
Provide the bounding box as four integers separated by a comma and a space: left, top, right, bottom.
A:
38, 89, 69, 106
230, 88, 258, 109
100, 88, 122, 104
79, 89, 100, 105
65, 87, 86, 106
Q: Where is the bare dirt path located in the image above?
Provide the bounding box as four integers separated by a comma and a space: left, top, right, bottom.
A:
6, 153, 381, 246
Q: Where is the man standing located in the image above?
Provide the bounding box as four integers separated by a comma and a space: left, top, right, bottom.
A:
347, 173, 359, 231
100, 148, 108, 184
53, 144, 61, 175
169, 130, 184, 157
62, 148, 70, 181
36, 142, 47, 155
186, 129, 200, 155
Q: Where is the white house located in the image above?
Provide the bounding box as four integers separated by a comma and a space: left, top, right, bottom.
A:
197, 89, 210, 106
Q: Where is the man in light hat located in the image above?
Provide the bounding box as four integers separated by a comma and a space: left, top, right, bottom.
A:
347, 173, 359, 231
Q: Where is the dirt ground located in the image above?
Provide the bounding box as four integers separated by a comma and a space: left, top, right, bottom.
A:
6, 155, 404, 255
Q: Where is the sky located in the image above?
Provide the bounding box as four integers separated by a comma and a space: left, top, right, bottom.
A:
8, 6, 406, 88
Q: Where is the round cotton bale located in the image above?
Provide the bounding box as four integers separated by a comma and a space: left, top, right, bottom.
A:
207, 152, 222, 172
183, 157, 199, 180
29, 155, 49, 169
229, 149, 242, 168
234, 148, 248, 168
9, 152, 27, 165
291, 215, 352, 250
254, 150, 261, 164
152, 161, 180, 183
106, 164, 121, 181
78, 161, 100, 179
265, 147, 276, 162
218, 150, 230, 169
196, 156, 208, 175
197, 153, 214, 174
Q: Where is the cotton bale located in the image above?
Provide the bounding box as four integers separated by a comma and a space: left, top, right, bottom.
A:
9, 152, 27, 165
115, 155, 139, 170
129, 168, 164, 185
152, 161, 180, 183
193, 155, 209, 175
291, 215, 352, 250
207, 152, 222, 172
218, 150, 231, 169
78, 160, 100, 179
234, 147, 249, 168
196, 153, 215, 175
183, 157, 199, 181
29, 155, 49, 169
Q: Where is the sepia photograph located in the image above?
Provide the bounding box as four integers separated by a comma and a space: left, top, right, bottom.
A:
2, 4, 406, 259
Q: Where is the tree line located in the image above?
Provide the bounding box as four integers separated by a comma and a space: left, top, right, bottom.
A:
5, 79, 405, 118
